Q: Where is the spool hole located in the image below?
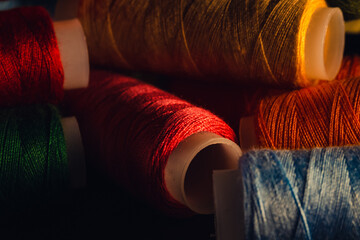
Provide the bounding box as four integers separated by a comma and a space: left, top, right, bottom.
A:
183, 143, 240, 214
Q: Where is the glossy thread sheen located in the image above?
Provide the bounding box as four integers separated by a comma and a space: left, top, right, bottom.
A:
0, 6, 64, 106
64, 70, 237, 216
77, 0, 326, 87
0, 104, 69, 211
255, 74, 360, 149
240, 147, 360, 239
336, 55, 360, 80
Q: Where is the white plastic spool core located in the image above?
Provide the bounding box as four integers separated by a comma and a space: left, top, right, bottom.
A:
165, 132, 242, 214
53, 18, 89, 89
213, 169, 244, 240
305, 7, 345, 80
61, 117, 86, 189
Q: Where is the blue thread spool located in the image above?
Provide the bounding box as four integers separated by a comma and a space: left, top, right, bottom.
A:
213, 146, 360, 240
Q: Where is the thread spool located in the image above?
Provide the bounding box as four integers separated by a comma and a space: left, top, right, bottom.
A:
239, 75, 360, 151
326, 0, 360, 21
56, 0, 344, 87
167, 78, 269, 134
0, 0, 58, 14
335, 55, 360, 79
64, 70, 241, 216
0, 104, 85, 211
213, 146, 360, 240
0, 6, 89, 106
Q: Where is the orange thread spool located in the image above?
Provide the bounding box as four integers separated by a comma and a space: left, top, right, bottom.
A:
253, 77, 360, 149
239, 56, 360, 150
336, 55, 360, 80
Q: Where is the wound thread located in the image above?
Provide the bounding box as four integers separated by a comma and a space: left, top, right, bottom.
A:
241, 147, 360, 239
0, 104, 69, 211
336, 55, 360, 80
167, 79, 269, 134
255, 76, 360, 149
0, 6, 64, 106
64, 70, 237, 216
77, 0, 334, 87
326, 0, 360, 21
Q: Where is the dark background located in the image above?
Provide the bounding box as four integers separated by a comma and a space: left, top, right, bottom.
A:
0, 169, 216, 240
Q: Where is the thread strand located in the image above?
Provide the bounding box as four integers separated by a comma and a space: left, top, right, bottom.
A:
241, 147, 360, 239
0, 6, 64, 106
0, 104, 69, 211
64, 70, 237, 216
255, 76, 360, 149
78, 0, 328, 87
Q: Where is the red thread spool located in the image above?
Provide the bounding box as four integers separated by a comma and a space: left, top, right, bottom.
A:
0, 6, 63, 105
64, 70, 241, 216
167, 79, 270, 134
0, 6, 89, 106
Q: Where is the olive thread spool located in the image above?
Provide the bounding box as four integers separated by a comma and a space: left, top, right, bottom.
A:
56, 0, 345, 87
326, 0, 360, 21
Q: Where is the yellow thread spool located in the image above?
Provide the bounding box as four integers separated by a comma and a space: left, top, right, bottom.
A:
68, 0, 344, 87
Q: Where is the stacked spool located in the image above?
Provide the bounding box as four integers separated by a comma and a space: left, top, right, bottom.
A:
326, 1, 360, 55
213, 146, 360, 240
0, 0, 244, 220
53, 0, 355, 225
7, 0, 360, 239
326, 0, 360, 21
64, 70, 242, 216
55, 0, 345, 88
0, 5, 89, 213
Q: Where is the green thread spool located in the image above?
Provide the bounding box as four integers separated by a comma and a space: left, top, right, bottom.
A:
327, 0, 360, 21
0, 104, 69, 211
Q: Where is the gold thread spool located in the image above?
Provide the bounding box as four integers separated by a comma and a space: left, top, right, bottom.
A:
75, 0, 344, 88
